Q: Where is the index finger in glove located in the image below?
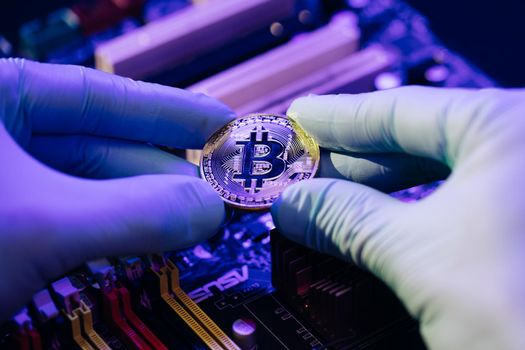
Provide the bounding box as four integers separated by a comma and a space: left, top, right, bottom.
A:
1, 58, 235, 149
287, 86, 513, 168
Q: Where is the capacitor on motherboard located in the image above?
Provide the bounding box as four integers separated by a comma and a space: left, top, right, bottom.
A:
424, 64, 450, 86
374, 71, 403, 90
232, 318, 257, 350
407, 50, 451, 87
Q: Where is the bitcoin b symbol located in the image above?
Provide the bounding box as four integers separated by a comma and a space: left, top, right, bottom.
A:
233, 127, 286, 192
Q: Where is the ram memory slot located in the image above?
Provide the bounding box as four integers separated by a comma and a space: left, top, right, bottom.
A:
166, 261, 240, 350
154, 266, 225, 350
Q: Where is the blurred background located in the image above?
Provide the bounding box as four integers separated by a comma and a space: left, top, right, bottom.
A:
1, 0, 524, 86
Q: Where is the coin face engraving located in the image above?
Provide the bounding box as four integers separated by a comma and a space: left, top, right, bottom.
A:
233, 126, 286, 192
200, 114, 320, 210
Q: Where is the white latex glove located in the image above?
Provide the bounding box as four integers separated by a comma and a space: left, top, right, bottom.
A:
271, 86, 525, 349
0, 58, 235, 321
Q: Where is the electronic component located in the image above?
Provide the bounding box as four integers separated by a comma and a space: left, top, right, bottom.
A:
87, 258, 168, 349
51, 277, 82, 315
50, 277, 110, 350
119, 255, 145, 281
95, 0, 295, 79
231, 319, 257, 350
424, 64, 450, 86
150, 259, 241, 349
189, 12, 361, 115
374, 71, 403, 90
259, 45, 396, 113
65, 301, 111, 350
270, 229, 426, 349
104, 285, 167, 349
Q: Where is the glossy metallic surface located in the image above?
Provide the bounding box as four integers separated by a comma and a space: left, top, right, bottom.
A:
201, 114, 319, 210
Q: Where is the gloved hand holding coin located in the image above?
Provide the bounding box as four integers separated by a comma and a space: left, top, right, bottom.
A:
271, 87, 525, 350
0, 58, 235, 321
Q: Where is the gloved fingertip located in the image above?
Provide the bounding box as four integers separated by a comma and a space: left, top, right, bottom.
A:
195, 93, 237, 142
287, 94, 340, 129
287, 96, 312, 120
194, 91, 236, 120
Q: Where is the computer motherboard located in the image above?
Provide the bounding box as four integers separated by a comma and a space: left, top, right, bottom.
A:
0, 0, 494, 349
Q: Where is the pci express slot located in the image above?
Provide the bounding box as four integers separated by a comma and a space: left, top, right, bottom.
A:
152, 261, 240, 350
189, 12, 361, 114
189, 12, 396, 115
261, 45, 396, 113
95, 0, 294, 79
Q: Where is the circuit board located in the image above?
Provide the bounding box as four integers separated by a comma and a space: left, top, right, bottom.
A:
0, 0, 495, 349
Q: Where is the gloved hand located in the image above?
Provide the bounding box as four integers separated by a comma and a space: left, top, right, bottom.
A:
0, 58, 235, 321
272, 86, 525, 350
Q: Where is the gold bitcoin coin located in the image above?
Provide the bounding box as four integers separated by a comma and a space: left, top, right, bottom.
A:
200, 113, 320, 210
